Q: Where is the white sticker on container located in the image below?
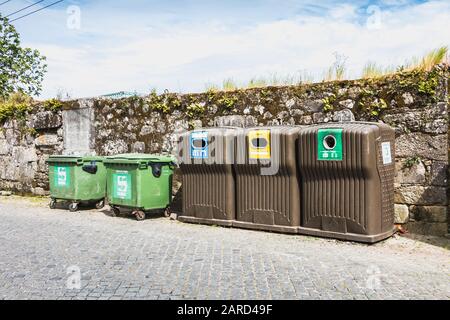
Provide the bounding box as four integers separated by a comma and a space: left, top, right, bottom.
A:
381, 142, 392, 165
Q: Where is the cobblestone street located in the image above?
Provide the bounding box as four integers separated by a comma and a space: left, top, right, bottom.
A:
0, 196, 448, 300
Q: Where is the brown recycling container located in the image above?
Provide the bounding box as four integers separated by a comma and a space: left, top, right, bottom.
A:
297, 122, 396, 243
234, 126, 303, 233
177, 127, 237, 226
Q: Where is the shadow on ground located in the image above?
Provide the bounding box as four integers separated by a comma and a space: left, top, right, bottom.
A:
400, 233, 450, 250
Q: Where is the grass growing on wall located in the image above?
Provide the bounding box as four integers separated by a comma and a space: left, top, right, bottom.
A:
403, 47, 448, 72
361, 46, 448, 79
207, 71, 315, 91
361, 62, 397, 79
323, 52, 348, 81
222, 78, 239, 91
0, 92, 66, 124
0, 92, 33, 123
205, 46, 448, 90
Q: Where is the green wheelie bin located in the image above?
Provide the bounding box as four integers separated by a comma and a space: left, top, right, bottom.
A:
46, 156, 107, 212
104, 154, 176, 221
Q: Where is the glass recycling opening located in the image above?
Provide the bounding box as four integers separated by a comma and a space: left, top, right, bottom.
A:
323, 135, 336, 150
192, 138, 207, 149
251, 138, 268, 149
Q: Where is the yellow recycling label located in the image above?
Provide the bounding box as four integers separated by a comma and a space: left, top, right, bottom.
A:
248, 130, 271, 159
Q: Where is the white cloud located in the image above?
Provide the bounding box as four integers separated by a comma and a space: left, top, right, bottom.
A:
329, 4, 358, 21
25, 0, 450, 99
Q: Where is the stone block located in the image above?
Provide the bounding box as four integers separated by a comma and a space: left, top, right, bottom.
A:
37, 157, 49, 173
394, 204, 409, 224
383, 103, 447, 134
395, 160, 426, 184
5, 129, 19, 146
305, 100, 323, 113
98, 128, 112, 139
410, 206, 447, 223
285, 98, 299, 109
78, 98, 95, 109
214, 115, 245, 127
156, 122, 166, 133
62, 108, 94, 154
19, 162, 37, 180
32, 111, 62, 129
1, 162, 20, 181
312, 112, 330, 123
395, 133, 447, 161
252, 105, 264, 115
300, 115, 313, 125
171, 120, 189, 133
139, 125, 152, 136
332, 109, 355, 122
277, 111, 289, 120
32, 187, 47, 196
12, 146, 38, 163
395, 186, 447, 205
131, 141, 145, 153
347, 87, 362, 99
0, 139, 10, 155
383, 111, 422, 132
208, 104, 218, 114
429, 161, 447, 186
263, 111, 273, 119
102, 140, 129, 156
35, 134, 59, 147
244, 116, 257, 127
406, 222, 448, 237
422, 118, 448, 134
290, 109, 304, 117
338, 99, 354, 109
402, 92, 414, 105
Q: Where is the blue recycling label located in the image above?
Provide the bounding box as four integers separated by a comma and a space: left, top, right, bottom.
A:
190, 131, 208, 159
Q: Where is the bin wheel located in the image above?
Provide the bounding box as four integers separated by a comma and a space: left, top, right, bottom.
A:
134, 210, 146, 221
111, 206, 120, 217
95, 200, 105, 210
163, 207, 171, 218
49, 199, 56, 209
69, 202, 79, 212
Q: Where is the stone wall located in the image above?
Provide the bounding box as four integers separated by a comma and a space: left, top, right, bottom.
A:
0, 66, 448, 236
0, 109, 64, 195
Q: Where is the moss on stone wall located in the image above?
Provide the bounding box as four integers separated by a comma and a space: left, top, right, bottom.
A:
42, 99, 63, 111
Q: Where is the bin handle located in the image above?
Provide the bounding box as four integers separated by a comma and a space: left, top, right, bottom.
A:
82, 161, 98, 174
168, 161, 177, 170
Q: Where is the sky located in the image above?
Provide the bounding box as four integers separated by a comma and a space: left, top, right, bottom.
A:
1, 0, 449, 99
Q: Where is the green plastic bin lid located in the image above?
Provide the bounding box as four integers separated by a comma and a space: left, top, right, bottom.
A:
46, 155, 104, 163
104, 153, 175, 164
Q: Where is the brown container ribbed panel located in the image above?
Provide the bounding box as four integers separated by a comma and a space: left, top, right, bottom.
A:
377, 126, 396, 231
234, 126, 303, 230
177, 127, 236, 224
298, 122, 395, 242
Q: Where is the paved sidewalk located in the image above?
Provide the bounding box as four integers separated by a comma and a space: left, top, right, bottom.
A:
0, 196, 448, 300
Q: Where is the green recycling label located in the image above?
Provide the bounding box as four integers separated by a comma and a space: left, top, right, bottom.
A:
54, 166, 70, 187
113, 172, 131, 200
317, 128, 343, 161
